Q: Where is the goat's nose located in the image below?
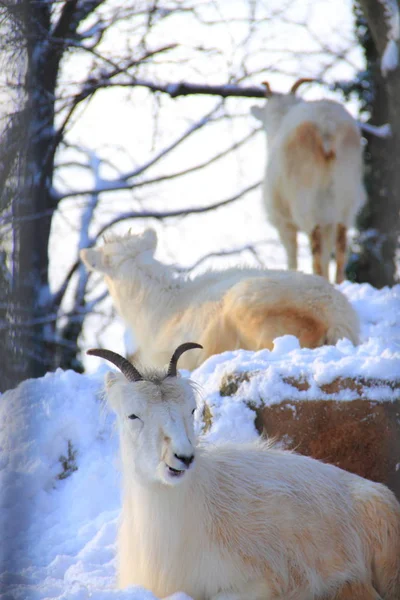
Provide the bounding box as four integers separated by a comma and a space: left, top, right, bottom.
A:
174, 453, 194, 467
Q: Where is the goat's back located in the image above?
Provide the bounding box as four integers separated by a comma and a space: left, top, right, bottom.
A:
221, 269, 359, 345
144, 267, 359, 369
265, 100, 365, 230
198, 442, 400, 597
278, 99, 359, 142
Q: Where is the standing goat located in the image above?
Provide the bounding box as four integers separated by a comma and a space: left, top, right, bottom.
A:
80, 228, 359, 371
88, 343, 400, 600
251, 78, 366, 283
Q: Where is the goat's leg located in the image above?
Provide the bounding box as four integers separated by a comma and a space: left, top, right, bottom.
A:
277, 223, 298, 271
335, 223, 347, 284
320, 224, 335, 281
310, 225, 323, 277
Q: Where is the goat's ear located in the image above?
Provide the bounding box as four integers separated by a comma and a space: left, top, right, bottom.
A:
251, 105, 265, 123
105, 371, 118, 390
80, 247, 108, 273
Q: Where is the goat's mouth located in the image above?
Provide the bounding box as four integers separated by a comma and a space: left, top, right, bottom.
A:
165, 464, 186, 478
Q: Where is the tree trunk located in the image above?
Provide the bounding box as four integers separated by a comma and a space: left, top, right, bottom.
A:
0, 0, 109, 390
349, 0, 400, 287
5, 1, 59, 389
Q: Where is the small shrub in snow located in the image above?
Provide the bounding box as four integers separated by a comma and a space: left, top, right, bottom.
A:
57, 440, 78, 481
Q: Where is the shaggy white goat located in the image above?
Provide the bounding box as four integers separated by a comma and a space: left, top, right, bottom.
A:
88, 343, 400, 600
80, 228, 359, 371
251, 78, 366, 284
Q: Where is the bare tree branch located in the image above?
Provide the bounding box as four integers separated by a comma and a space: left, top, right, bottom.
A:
51, 44, 179, 164
56, 100, 224, 199
63, 78, 268, 101
176, 241, 269, 272
56, 0, 107, 38
95, 181, 261, 239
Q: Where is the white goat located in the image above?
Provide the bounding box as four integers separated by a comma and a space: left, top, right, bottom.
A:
80, 228, 359, 371
88, 343, 400, 600
251, 78, 366, 284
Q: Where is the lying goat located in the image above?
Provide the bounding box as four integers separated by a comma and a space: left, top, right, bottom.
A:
251, 78, 366, 283
80, 228, 359, 370
88, 342, 400, 600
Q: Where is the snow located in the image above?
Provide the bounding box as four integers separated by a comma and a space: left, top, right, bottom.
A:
357, 121, 392, 138
381, 38, 399, 74
1, 283, 399, 599
379, 0, 400, 75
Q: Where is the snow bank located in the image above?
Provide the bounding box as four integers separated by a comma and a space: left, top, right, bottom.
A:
0, 282, 399, 599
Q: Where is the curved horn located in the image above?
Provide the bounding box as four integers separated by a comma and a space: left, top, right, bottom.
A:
87, 348, 143, 382
167, 342, 203, 377
261, 81, 273, 97
290, 78, 315, 94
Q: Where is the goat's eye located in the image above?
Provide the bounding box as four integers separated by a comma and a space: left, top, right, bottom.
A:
191, 408, 196, 415
128, 414, 139, 420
